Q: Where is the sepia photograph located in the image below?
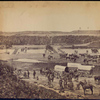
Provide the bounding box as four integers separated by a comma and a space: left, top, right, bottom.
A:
1, 1, 100, 99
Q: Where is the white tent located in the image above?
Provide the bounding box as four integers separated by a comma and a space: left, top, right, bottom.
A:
54, 63, 95, 72
68, 63, 80, 68
13, 59, 42, 63
54, 65, 66, 72
68, 63, 95, 71
54, 64, 78, 72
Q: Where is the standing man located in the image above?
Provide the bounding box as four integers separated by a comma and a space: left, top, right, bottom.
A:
51, 72, 55, 82
27, 70, 30, 78
40, 68, 42, 74
33, 70, 36, 79
59, 78, 64, 93
43, 53, 45, 58
24, 71, 27, 78
47, 73, 51, 86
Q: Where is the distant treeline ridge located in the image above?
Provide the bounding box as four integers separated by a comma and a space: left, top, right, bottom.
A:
0, 35, 100, 45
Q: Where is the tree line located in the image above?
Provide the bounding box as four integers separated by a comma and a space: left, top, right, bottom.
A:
0, 35, 100, 45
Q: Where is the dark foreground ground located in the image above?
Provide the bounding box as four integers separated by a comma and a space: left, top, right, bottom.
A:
0, 62, 67, 99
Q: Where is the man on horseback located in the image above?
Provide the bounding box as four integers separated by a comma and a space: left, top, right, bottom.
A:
78, 80, 94, 95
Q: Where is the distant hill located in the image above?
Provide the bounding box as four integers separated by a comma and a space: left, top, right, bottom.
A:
0, 30, 100, 36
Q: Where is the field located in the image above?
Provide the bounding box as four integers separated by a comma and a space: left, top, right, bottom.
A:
1, 45, 100, 99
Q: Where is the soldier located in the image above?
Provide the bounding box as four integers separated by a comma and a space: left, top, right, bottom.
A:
64, 78, 67, 89
84, 79, 87, 84
33, 70, 36, 79
47, 73, 52, 87
37, 76, 39, 80
86, 50, 88, 54
43, 53, 45, 58
27, 70, 30, 78
25, 47, 27, 53
40, 68, 42, 74
24, 71, 27, 78
67, 81, 74, 90
51, 72, 55, 82
76, 83, 80, 90
47, 73, 50, 83
59, 78, 64, 93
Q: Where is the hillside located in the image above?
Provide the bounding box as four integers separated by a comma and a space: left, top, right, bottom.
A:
0, 61, 66, 99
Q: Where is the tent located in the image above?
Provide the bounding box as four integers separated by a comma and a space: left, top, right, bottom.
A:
68, 63, 95, 71
54, 64, 78, 72
13, 59, 42, 63
54, 63, 95, 72
54, 65, 66, 72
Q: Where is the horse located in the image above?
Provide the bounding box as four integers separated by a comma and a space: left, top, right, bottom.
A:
92, 59, 98, 63
83, 59, 89, 64
91, 49, 98, 53
79, 53, 86, 57
78, 81, 95, 95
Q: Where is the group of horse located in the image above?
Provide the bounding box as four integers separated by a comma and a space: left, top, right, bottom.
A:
65, 54, 79, 62
61, 52, 99, 64
21, 47, 28, 53
66, 53, 100, 64
66, 52, 100, 64
45, 48, 100, 66
83, 54, 100, 64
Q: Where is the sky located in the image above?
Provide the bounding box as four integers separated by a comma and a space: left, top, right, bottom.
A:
0, 1, 100, 32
